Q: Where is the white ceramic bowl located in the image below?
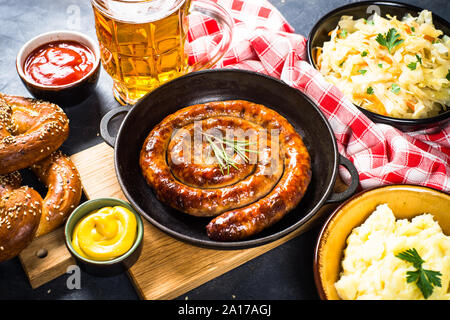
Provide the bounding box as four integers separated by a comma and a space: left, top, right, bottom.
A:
16, 30, 101, 105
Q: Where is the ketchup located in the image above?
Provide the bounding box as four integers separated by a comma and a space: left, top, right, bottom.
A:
24, 41, 94, 86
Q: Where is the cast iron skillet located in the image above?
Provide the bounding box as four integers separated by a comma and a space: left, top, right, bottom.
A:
100, 69, 359, 250
307, 1, 450, 132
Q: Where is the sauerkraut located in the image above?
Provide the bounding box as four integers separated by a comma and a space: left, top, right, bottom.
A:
316, 10, 450, 119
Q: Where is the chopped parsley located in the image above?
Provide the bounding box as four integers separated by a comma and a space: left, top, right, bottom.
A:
407, 55, 422, 70
366, 86, 374, 94
376, 28, 404, 54
416, 54, 422, 65
378, 63, 383, 68
407, 62, 417, 70
358, 69, 367, 75
391, 83, 401, 94
361, 51, 368, 57
339, 29, 348, 38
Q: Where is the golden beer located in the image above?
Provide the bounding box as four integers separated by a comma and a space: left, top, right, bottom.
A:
91, 0, 232, 105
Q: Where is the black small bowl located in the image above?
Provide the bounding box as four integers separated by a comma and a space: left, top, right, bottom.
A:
16, 30, 101, 106
307, 1, 450, 131
65, 198, 144, 277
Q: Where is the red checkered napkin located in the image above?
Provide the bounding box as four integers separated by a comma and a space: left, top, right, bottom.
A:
187, 0, 450, 193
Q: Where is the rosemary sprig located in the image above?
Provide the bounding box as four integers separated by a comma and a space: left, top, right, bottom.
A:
201, 131, 258, 174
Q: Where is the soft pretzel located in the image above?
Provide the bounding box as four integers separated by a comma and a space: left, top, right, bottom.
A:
0, 92, 81, 261
0, 93, 69, 174
0, 172, 42, 262
0, 151, 82, 262
31, 150, 82, 237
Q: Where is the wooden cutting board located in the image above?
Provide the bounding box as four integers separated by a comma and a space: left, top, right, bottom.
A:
19, 142, 344, 299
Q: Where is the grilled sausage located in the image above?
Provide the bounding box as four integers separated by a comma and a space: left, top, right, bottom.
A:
140, 100, 311, 240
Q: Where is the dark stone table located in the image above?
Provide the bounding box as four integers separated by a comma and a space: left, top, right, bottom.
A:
0, 0, 448, 300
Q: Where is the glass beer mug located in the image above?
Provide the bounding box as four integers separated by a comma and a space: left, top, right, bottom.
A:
91, 0, 233, 105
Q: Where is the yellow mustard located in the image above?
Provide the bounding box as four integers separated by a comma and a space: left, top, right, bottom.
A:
71, 206, 137, 261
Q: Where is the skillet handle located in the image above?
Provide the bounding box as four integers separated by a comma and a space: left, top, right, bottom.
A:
100, 106, 129, 147
325, 155, 359, 204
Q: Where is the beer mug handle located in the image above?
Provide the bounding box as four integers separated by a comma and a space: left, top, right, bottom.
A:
187, 0, 234, 71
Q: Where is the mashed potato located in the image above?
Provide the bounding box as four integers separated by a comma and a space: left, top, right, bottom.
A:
335, 204, 450, 300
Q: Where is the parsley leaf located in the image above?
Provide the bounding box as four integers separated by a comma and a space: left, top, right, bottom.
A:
406, 269, 420, 283
425, 269, 443, 289
376, 28, 404, 54
396, 248, 424, 268
391, 83, 401, 94
361, 51, 368, 57
358, 69, 367, 75
407, 62, 417, 70
366, 87, 374, 94
416, 54, 422, 65
339, 29, 348, 38
378, 63, 383, 68
396, 248, 442, 299
407, 55, 422, 70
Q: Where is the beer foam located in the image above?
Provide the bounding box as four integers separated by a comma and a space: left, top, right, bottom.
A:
102, 0, 185, 23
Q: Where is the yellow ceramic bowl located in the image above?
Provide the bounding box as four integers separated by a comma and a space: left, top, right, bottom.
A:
313, 185, 450, 300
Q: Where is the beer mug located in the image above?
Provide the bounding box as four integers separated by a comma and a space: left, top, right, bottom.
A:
91, 0, 233, 105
